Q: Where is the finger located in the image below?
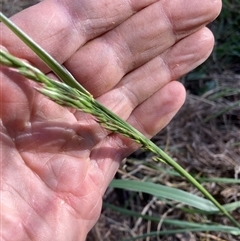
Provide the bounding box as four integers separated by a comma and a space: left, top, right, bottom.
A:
88, 27, 214, 186
64, 0, 221, 97
91, 81, 185, 190
97, 27, 214, 120
0, 0, 158, 70
127, 81, 186, 138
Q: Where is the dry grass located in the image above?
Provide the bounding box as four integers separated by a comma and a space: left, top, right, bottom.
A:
2, 1, 240, 240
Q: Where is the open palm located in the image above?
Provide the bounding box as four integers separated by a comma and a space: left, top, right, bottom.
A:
1, 0, 221, 240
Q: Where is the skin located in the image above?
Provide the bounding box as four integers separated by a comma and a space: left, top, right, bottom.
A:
0, 0, 222, 240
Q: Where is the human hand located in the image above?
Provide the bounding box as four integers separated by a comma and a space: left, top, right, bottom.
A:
0, 0, 221, 240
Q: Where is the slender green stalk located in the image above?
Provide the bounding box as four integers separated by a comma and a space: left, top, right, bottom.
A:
1, 12, 240, 228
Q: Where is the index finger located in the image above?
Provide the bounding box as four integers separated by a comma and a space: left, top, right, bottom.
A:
0, 0, 158, 71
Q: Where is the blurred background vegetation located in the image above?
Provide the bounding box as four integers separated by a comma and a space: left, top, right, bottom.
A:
185, 0, 240, 96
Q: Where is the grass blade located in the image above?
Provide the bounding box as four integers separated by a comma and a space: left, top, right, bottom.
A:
104, 203, 240, 236
110, 179, 216, 212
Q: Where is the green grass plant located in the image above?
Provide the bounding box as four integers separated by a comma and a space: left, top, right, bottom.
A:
1, 11, 240, 234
